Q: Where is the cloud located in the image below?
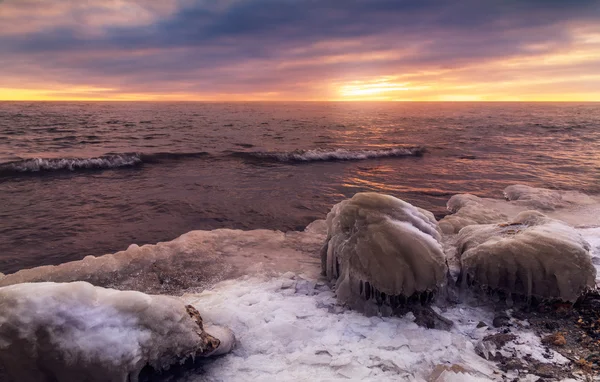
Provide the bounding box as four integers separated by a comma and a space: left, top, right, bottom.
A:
0, 0, 599, 100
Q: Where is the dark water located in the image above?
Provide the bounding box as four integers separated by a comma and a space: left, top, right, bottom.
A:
1, 102, 599, 274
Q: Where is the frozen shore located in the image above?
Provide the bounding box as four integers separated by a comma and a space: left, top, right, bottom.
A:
1, 185, 600, 381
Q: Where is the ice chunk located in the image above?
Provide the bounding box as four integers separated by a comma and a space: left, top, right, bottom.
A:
456, 211, 596, 301
0, 281, 232, 382
322, 192, 447, 311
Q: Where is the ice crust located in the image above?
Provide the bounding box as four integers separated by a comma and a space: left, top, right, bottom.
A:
439, 185, 600, 234
0, 281, 231, 382
457, 211, 596, 301
0, 228, 325, 293
322, 193, 447, 310
180, 274, 567, 381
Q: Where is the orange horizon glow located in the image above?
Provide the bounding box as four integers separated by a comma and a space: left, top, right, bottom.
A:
1, 2, 599, 102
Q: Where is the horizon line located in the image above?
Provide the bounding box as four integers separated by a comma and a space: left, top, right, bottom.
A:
1, 99, 599, 103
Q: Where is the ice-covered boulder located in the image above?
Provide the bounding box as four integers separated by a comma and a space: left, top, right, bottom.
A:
456, 211, 596, 302
503, 184, 598, 210
322, 193, 447, 312
439, 194, 521, 234
0, 281, 234, 382
439, 185, 600, 234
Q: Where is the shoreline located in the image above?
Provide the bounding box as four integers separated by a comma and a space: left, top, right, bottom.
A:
1, 185, 600, 380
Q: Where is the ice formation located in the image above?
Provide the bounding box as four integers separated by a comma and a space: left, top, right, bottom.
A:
0, 281, 234, 382
1, 185, 600, 381
439, 185, 600, 234
0, 228, 325, 294
179, 274, 567, 381
456, 211, 596, 301
322, 193, 447, 312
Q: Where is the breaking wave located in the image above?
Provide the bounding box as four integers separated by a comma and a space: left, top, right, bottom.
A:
231, 146, 426, 163
0, 152, 209, 175
0, 147, 425, 176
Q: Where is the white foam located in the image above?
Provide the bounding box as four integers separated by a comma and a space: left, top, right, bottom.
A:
1, 155, 142, 173
265, 147, 423, 162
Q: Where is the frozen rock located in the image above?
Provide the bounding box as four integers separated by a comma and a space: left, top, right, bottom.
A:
439, 185, 600, 234
322, 193, 447, 311
503, 184, 598, 210
0, 281, 233, 382
457, 211, 596, 301
304, 219, 327, 235
439, 194, 512, 234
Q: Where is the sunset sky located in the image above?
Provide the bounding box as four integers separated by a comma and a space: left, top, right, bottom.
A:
1, 0, 600, 101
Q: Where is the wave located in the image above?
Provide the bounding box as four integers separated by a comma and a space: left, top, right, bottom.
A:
0, 147, 424, 176
0, 155, 143, 175
231, 147, 425, 163
0, 152, 209, 176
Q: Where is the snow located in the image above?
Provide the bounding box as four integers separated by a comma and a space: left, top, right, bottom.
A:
180, 274, 569, 382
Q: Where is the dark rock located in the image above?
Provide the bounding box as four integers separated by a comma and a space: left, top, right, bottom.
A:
534, 363, 560, 378
483, 333, 517, 349
493, 312, 510, 327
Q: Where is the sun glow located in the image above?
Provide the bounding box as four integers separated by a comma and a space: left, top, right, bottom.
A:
337, 78, 430, 100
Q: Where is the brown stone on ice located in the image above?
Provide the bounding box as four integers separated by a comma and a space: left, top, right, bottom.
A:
542, 332, 567, 347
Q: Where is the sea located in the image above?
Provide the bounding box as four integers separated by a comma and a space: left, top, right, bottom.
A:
1, 102, 599, 274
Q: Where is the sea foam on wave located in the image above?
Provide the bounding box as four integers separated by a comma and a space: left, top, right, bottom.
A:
0, 154, 142, 174
240, 146, 425, 162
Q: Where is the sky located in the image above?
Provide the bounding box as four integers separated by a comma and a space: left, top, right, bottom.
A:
1, 0, 600, 101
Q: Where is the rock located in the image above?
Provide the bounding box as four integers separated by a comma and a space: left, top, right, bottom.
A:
542, 332, 567, 347
476, 321, 488, 328
412, 306, 454, 331
534, 363, 562, 378
493, 312, 510, 328
0, 281, 234, 382
483, 333, 517, 349
439, 194, 511, 234
321, 192, 447, 312
0, 273, 4, 280
456, 211, 596, 302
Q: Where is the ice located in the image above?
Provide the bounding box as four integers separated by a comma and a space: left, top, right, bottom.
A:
177, 274, 569, 381
0, 281, 231, 382
578, 227, 600, 282
0, 228, 325, 294
322, 192, 446, 312
182, 275, 496, 381
456, 211, 596, 301
440, 185, 600, 234
2, 185, 600, 380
